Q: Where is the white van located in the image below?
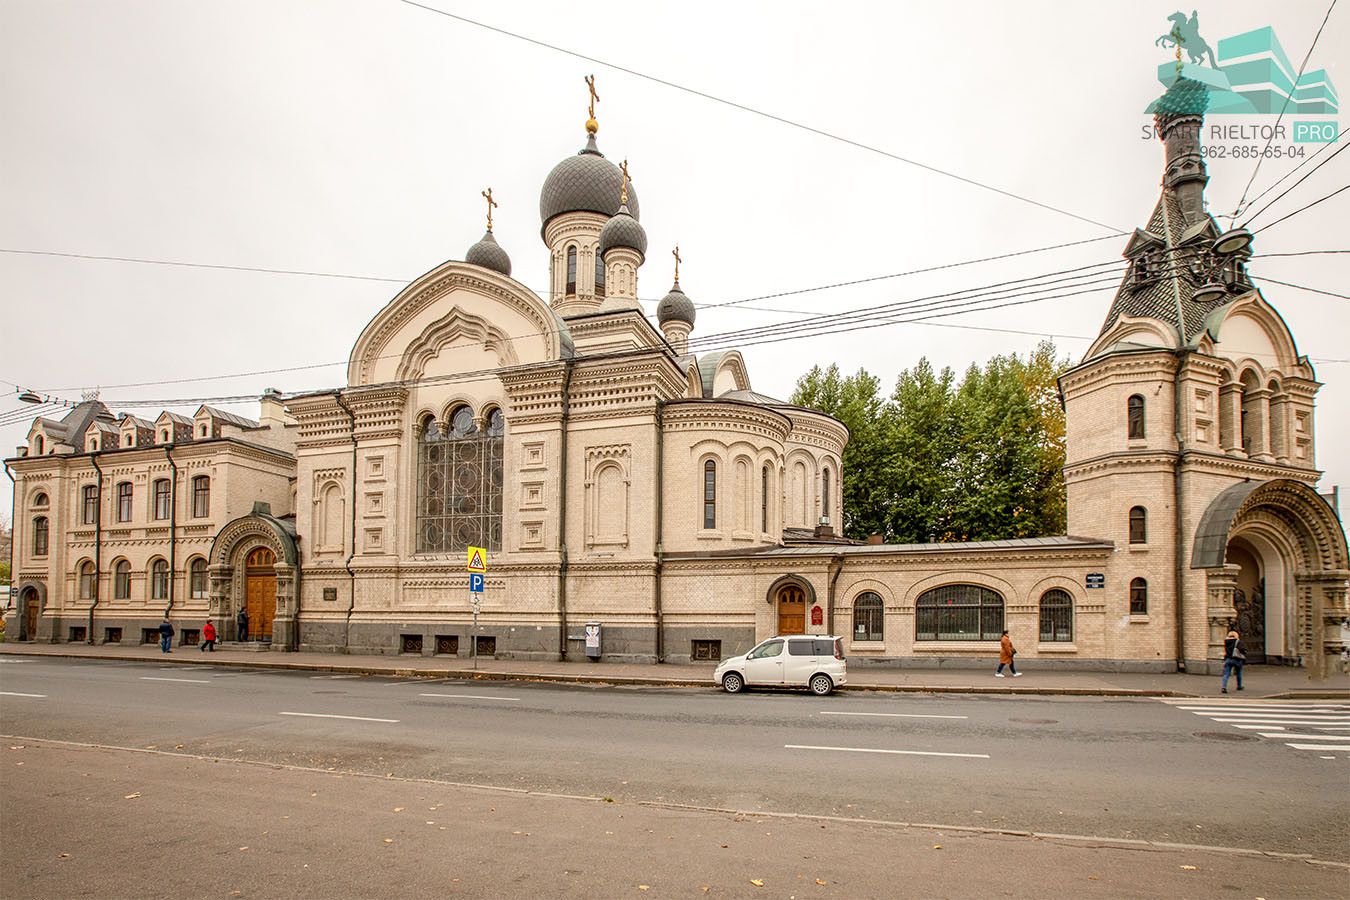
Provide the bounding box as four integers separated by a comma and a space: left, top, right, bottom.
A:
714, 635, 847, 696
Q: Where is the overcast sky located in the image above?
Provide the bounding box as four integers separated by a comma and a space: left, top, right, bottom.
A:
1, 0, 1346, 524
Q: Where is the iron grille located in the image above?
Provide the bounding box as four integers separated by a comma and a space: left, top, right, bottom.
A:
915, 584, 1004, 641
417, 423, 504, 553
1038, 589, 1074, 642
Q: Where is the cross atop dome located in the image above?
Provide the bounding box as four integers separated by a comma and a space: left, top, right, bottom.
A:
585, 74, 600, 135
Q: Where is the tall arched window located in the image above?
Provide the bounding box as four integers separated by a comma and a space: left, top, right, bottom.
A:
32, 516, 49, 556
35, 435, 44, 455
114, 560, 132, 600
565, 246, 577, 295
916, 584, 1004, 641
853, 591, 884, 641
1128, 506, 1147, 544
1129, 577, 1148, 615
153, 478, 171, 520
594, 253, 605, 298
761, 465, 769, 534
189, 558, 208, 599
32, 491, 48, 507
416, 404, 504, 553
82, 485, 99, 525
822, 468, 831, 523
1039, 589, 1073, 642
703, 460, 717, 529
78, 561, 96, 600
191, 476, 210, 518
150, 559, 169, 601
1127, 394, 1145, 440
116, 481, 133, 522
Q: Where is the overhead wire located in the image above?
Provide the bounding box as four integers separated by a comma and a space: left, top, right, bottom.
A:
1252, 184, 1350, 236
1241, 139, 1349, 227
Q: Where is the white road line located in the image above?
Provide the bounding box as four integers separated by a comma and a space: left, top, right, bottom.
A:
0, 691, 46, 698
278, 712, 399, 723
140, 677, 212, 684
310, 674, 360, 680
1177, 706, 1350, 712
1206, 714, 1350, 721
0, 659, 35, 664
819, 711, 968, 719
785, 744, 989, 759
419, 693, 521, 702
1258, 732, 1349, 740
1316, 726, 1350, 730
1230, 724, 1277, 730
1286, 743, 1350, 751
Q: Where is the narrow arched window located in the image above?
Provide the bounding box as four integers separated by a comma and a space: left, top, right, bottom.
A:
822, 468, 831, 523
594, 253, 606, 298
761, 465, 769, 534
566, 246, 577, 295
853, 591, 884, 641
116, 482, 133, 522
32, 516, 49, 556
1127, 394, 1145, 440
82, 485, 99, 525
1128, 506, 1147, 544
114, 560, 131, 599
78, 561, 96, 600
190, 558, 208, 599
703, 460, 717, 530
1129, 577, 1148, 615
32, 491, 48, 508
150, 559, 169, 601
35, 435, 44, 455
153, 478, 171, 521
1039, 589, 1073, 642
191, 476, 210, 518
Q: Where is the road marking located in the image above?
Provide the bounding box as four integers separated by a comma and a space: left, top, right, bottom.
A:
0, 659, 35, 664
1166, 699, 1350, 756
140, 676, 212, 684
310, 674, 360, 680
819, 711, 968, 720
1258, 732, 1349, 740
1286, 743, 1350, 751
0, 691, 46, 698
1211, 717, 1350, 725
278, 711, 399, 723
419, 693, 521, 702
785, 744, 989, 759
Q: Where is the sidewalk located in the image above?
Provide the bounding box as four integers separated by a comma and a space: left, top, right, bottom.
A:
1, 640, 1346, 698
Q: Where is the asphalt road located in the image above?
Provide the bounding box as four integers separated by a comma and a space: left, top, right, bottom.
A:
2, 657, 1348, 883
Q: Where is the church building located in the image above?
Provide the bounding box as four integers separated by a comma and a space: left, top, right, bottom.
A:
7, 75, 1347, 676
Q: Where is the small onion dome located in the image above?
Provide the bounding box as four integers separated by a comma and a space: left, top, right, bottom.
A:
539, 134, 640, 235
657, 280, 695, 327
465, 230, 511, 276
598, 203, 647, 259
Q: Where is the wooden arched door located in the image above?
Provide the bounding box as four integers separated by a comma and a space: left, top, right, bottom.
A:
21, 588, 39, 641
244, 547, 277, 641
777, 584, 806, 635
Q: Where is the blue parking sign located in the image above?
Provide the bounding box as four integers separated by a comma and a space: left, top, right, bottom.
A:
469, 573, 485, 593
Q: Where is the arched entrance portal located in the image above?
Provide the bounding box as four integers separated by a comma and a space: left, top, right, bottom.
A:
777, 585, 806, 635
1227, 538, 1268, 663
245, 546, 277, 642
20, 587, 39, 641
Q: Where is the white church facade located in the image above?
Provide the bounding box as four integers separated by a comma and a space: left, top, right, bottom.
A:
7, 77, 1347, 676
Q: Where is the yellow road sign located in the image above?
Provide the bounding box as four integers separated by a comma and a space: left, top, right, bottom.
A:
466, 546, 488, 573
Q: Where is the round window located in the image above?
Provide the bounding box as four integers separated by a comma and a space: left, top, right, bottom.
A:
450, 406, 476, 438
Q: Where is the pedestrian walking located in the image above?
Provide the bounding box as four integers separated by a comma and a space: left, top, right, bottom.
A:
1221, 628, 1246, 693
200, 620, 216, 652
158, 618, 175, 653
236, 607, 249, 643
995, 630, 1021, 677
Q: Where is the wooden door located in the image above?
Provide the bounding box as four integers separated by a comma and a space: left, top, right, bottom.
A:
23, 595, 39, 641
244, 547, 277, 641
777, 585, 806, 635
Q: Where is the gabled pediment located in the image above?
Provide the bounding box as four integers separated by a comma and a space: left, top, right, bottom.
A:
1122, 227, 1165, 258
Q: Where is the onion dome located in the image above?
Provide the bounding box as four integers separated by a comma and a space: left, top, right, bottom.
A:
465, 230, 511, 276
539, 134, 640, 235
657, 280, 695, 327
598, 203, 647, 259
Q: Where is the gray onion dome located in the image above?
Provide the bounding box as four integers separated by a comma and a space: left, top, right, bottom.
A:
539, 134, 640, 235
598, 203, 647, 259
465, 230, 511, 276
657, 281, 695, 327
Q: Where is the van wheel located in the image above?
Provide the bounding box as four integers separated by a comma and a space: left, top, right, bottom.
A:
722, 672, 745, 694
809, 674, 834, 696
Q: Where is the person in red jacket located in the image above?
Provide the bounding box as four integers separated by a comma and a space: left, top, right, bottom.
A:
200, 620, 217, 653
995, 630, 1021, 677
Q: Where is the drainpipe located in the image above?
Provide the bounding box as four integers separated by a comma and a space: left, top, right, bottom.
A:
826, 552, 845, 637
89, 452, 104, 644
1173, 349, 1190, 672
3, 461, 14, 624
333, 391, 358, 652
653, 400, 665, 663
556, 360, 574, 660
163, 444, 178, 618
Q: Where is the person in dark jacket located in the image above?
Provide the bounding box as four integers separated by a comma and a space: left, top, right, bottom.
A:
200, 620, 216, 652
236, 607, 249, 642
158, 618, 175, 653
1221, 628, 1246, 693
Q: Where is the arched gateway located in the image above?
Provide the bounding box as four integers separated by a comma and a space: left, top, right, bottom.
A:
207, 502, 300, 650
1193, 479, 1350, 676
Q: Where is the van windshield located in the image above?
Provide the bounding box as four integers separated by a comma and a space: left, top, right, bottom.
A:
748, 640, 784, 659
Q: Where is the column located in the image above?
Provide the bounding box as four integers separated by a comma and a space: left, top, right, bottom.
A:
1219, 383, 1243, 455
1205, 564, 1241, 672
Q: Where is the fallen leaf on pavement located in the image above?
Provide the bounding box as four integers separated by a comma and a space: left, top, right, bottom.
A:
750, 878, 765, 887
1179, 865, 1197, 871
816, 880, 827, 886
933, 844, 942, 850
175, 744, 185, 749
123, 793, 141, 800
383, 839, 394, 844
58, 853, 71, 859
394, 807, 405, 812
701, 887, 710, 893
239, 847, 249, 852
639, 886, 650, 892
1088, 875, 1099, 880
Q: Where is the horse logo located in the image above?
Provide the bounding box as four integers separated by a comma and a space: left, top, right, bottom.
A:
1157, 10, 1218, 67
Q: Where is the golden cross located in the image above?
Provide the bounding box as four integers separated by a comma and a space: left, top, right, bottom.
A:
672, 244, 682, 282
620, 159, 630, 205
481, 187, 498, 232
585, 74, 599, 120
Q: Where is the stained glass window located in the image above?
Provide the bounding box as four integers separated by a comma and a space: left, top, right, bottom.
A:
417, 405, 504, 553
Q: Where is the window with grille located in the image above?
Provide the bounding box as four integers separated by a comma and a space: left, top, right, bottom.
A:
852, 591, 884, 641
153, 479, 171, 520
1039, 589, 1073, 642
33, 516, 48, 556
703, 460, 717, 529
114, 560, 131, 599
192, 476, 210, 518
1128, 506, 1147, 544
1127, 395, 1145, 440
116, 482, 133, 522
416, 407, 504, 553
1129, 578, 1148, 615
82, 485, 98, 525
190, 558, 208, 599
691, 639, 721, 661
915, 584, 1004, 641
151, 559, 169, 600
